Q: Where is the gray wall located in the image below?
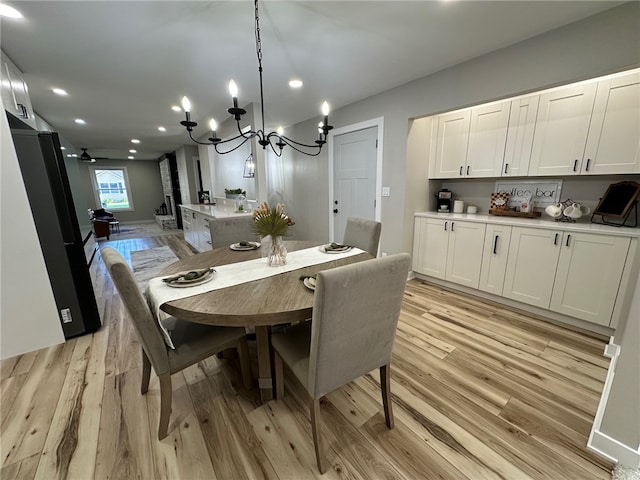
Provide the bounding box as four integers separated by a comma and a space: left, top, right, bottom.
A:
277, 1, 640, 460
77, 158, 165, 223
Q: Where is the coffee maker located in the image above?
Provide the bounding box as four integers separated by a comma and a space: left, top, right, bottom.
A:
436, 188, 453, 213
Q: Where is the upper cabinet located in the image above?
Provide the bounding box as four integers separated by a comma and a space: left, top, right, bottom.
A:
428, 68, 640, 179
430, 101, 510, 179
528, 83, 598, 176
1, 52, 36, 128
582, 71, 640, 175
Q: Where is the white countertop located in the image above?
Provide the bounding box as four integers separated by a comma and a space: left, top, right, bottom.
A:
179, 204, 254, 218
415, 211, 640, 237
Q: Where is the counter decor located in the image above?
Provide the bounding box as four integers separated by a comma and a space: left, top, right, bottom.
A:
252, 202, 295, 266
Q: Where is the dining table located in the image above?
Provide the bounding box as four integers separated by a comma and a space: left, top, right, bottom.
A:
153, 240, 372, 401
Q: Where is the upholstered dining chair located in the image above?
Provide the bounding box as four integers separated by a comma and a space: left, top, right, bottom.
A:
209, 216, 257, 249
343, 217, 382, 257
101, 246, 252, 440
271, 253, 411, 473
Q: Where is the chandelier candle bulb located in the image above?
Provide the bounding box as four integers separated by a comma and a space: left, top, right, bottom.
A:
229, 80, 239, 108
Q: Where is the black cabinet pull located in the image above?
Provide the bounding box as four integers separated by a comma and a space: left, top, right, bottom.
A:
466, 165, 470, 176
573, 159, 578, 172
554, 233, 559, 245
504, 163, 509, 175
444, 221, 448, 231
566, 234, 571, 247
451, 222, 455, 232
493, 235, 499, 254
585, 158, 591, 171
459, 166, 463, 176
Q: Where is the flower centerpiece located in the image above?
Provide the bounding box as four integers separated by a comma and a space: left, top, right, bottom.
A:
252, 202, 294, 266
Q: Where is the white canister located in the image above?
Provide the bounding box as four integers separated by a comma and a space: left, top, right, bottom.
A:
467, 205, 478, 214
453, 200, 464, 213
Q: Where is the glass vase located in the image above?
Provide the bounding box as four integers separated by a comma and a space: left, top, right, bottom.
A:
262, 235, 287, 267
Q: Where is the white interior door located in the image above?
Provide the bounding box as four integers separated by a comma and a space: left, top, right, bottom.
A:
332, 126, 378, 242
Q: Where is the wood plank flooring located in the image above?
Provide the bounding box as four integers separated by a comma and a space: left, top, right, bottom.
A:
0, 230, 614, 479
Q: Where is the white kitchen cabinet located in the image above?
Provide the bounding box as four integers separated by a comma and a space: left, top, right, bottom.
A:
478, 224, 512, 295
582, 71, 640, 175
196, 213, 212, 251
1, 54, 36, 128
550, 232, 630, 326
430, 110, 471, 178
413, 217, 485, 288
466, 101, 511, 177
528, 83, 598, 176
430, 102, 510, 179
503, 227, 562, 309
502, 95, 539, 176
182, 208, 197, 249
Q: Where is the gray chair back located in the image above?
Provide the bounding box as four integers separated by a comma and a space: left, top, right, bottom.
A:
343, 217, 382, 257
308, 253, 410, 398
101, 247, 170, 375
209, 216, 256, 249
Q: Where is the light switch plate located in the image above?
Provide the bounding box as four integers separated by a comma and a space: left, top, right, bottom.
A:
382, 187, 390, 197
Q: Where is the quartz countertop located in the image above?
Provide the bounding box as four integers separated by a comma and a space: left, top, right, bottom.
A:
179, 203, 254, 218
415, 211, 640, 237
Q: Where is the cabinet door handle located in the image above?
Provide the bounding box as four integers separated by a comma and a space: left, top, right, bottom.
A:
466, 165, 470, 176
553, 233, 559, 245
573, 159, 578, 172
493, 235, 499, 254
451, 222, 455, 232
566, 234, 571, 247
459, 166, 463, 176
585, 158, 591, 171
444, 221, 448, 231
504, 163, 509, 175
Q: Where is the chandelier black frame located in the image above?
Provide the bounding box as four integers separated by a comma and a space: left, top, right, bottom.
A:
180, 0, 333, 157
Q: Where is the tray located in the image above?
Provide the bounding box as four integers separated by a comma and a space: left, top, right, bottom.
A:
489, 209, 541, 218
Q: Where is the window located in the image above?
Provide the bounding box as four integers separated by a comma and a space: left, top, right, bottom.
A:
89, 167, 134, 211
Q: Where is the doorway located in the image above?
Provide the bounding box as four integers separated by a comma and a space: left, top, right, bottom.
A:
329, 117, 383, 242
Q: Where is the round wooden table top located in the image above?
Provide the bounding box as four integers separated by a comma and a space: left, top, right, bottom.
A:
158, 240, 372, 327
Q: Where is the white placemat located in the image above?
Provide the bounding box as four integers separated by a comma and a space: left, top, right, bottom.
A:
146, 246, 364, 321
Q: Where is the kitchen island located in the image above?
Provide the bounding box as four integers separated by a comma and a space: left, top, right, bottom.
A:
180, 203, 254, 252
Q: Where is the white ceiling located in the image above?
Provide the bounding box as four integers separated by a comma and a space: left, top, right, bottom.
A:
1, 0, 624, 161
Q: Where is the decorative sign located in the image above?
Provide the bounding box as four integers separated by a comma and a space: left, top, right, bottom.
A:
494, 180, 562, 209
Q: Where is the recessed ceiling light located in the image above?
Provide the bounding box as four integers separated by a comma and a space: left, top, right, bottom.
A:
129, 149, 137, 153
128, 156, 134, 159
52, 88, 68, 96
60, 146, 66, 150
0, 4, 23, 18
158, 126, 166, 132
289, 79, 303, 88
71, 153, 78, 157
66, 153, 72, 157
131, 139, 140, 144
74, 119, 86, 124
171, 105, 181, 112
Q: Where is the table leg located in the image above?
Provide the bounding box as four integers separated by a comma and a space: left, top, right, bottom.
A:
255, 325, 274, 402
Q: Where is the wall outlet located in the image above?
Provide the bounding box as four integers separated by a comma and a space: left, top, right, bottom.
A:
382, 187, 390, 197
381, 252, 387, 257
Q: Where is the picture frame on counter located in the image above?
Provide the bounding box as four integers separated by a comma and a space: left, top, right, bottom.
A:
494, 180, 562, 210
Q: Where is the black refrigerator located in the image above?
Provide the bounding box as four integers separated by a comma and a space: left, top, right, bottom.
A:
9, 123, 101, 338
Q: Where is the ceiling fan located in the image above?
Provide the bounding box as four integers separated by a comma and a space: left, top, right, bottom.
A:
79, 148, 108, 163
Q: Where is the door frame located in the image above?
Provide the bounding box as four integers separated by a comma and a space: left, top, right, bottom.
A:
328, 116, 384, 241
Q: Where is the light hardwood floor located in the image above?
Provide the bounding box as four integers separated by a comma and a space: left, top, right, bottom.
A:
1, 232, 614, 479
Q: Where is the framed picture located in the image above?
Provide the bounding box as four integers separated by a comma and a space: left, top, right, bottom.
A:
593, 181, 640, 219
198, 190, 210, 204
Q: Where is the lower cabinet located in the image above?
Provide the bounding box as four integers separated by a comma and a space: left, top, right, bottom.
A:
413, 217, 486, 289
478, 224, 512, 295
414, 217, 635, 328
503, 226, 631, 326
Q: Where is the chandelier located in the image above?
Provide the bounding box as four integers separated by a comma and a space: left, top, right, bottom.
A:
180, 0, 333, 157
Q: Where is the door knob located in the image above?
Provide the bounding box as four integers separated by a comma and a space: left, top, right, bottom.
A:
333, 209, 338, 214
334, 200, 338, 205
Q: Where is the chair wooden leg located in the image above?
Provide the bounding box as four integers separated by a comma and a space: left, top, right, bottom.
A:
274, 352, 284, 400
237, 336, 253, 390
158, 373, 172, 440
141, 349, 151, 395
380, 364, 394, 429
310, 398, 326, 474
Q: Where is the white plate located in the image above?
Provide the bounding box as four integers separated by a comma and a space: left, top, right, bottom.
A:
319, 243, 353, 254
230, 242, 260, 251
303, 276, 316, 291
165, 270, 215, 288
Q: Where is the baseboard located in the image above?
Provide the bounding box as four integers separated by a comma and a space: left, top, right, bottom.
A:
587, 341, 640, 469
